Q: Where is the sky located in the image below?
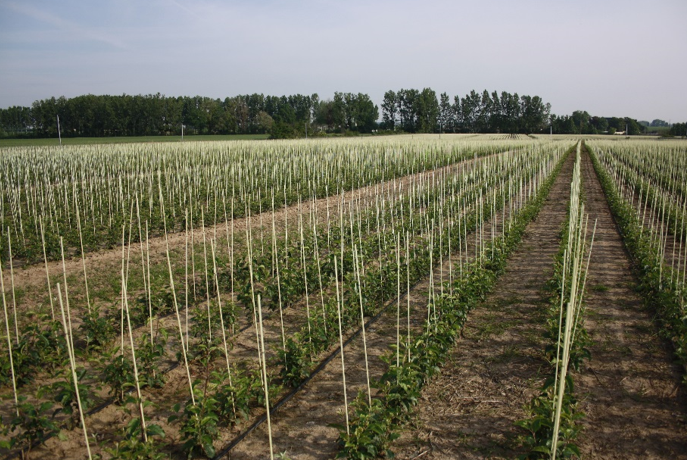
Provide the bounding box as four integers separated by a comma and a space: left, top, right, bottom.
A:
0, 0, 686, 122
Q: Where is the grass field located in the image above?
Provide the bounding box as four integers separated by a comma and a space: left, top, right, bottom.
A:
0, 133, 269, 147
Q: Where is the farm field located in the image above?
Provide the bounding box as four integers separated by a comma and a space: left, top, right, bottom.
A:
0, 134, 270, 148
1, 135, 686, 459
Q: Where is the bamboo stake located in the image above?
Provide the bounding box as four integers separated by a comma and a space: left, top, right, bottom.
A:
122, 273, 148, 442
257, 295, 274, 460
313, 222, 327, 335
201, 207, 213, 342
159, 178, 195, 405
396, 232, 401, 369
56, 283, 93, 459
59, 237, 76, 364
353, 246, 372, 406
299, 209, 312, 348
406, 232, 411, 362
75, 201, 92, 314
7, 230, 19, 345
272, 192, 286, 353
211, 239, 235, 418
39, 217, 55, 320
0, 261, 19, 417
334, 258, 349, 435
185, 210, 190, 346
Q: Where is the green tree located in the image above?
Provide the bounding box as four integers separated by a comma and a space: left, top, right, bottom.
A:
520, 95, 550, 133
397, 88, 419, 132
255, 111, 274, 134
349, 93, 378, 133
439, 92, 454, 132
381, 90, 397, 130
668, 122, 686, 137
460, 90, 481, 133
416, 88, 439, 133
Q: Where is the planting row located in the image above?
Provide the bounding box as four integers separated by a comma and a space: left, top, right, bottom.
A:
587, 142, 687, 374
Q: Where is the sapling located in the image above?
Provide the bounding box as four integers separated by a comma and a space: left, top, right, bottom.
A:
201, 207, 212, 342
299, 208, 312, 346
271, 191, 286, 353
75, 198, 92, 314
406, 233, 411, 362
313, 221, 327, 335
122, 272, 147, 442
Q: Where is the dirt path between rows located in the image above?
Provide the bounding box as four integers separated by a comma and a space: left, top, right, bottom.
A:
575, 148, 687, 458
392, 149, 575, 459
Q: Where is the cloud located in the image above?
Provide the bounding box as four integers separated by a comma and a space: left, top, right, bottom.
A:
2, 1, 128, 49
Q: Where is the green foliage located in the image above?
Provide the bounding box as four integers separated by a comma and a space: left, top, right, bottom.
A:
136, 330, 168, 389
516, 145, 587, 457
247, 369, 282, 410
211, 369, 255, 426
100, 350, 136, 404
106, 416, 166, 460
515, 379, 582, 459
2, 396, 60, 458
50, 368, 98, 429
335, 143, 569, 458
588, 144, 687, 375
278, 334, 311, 388
0, 319, 67, 386
80, 305, 116, 352
169, 389, 219, 459
336, 393, 399, 459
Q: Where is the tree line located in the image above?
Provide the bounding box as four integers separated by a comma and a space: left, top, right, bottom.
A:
0, 92, 381, 139
550, 110, 647, 135
380, 88, 551, 134
0, 89, 668, 139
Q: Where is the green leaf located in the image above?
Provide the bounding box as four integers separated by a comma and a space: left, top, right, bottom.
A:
147, 424, 165, 438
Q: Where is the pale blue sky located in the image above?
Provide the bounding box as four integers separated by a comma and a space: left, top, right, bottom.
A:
1, 0, 685, 121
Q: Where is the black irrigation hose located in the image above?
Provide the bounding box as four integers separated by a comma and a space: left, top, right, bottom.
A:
214, 288, 396, 459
